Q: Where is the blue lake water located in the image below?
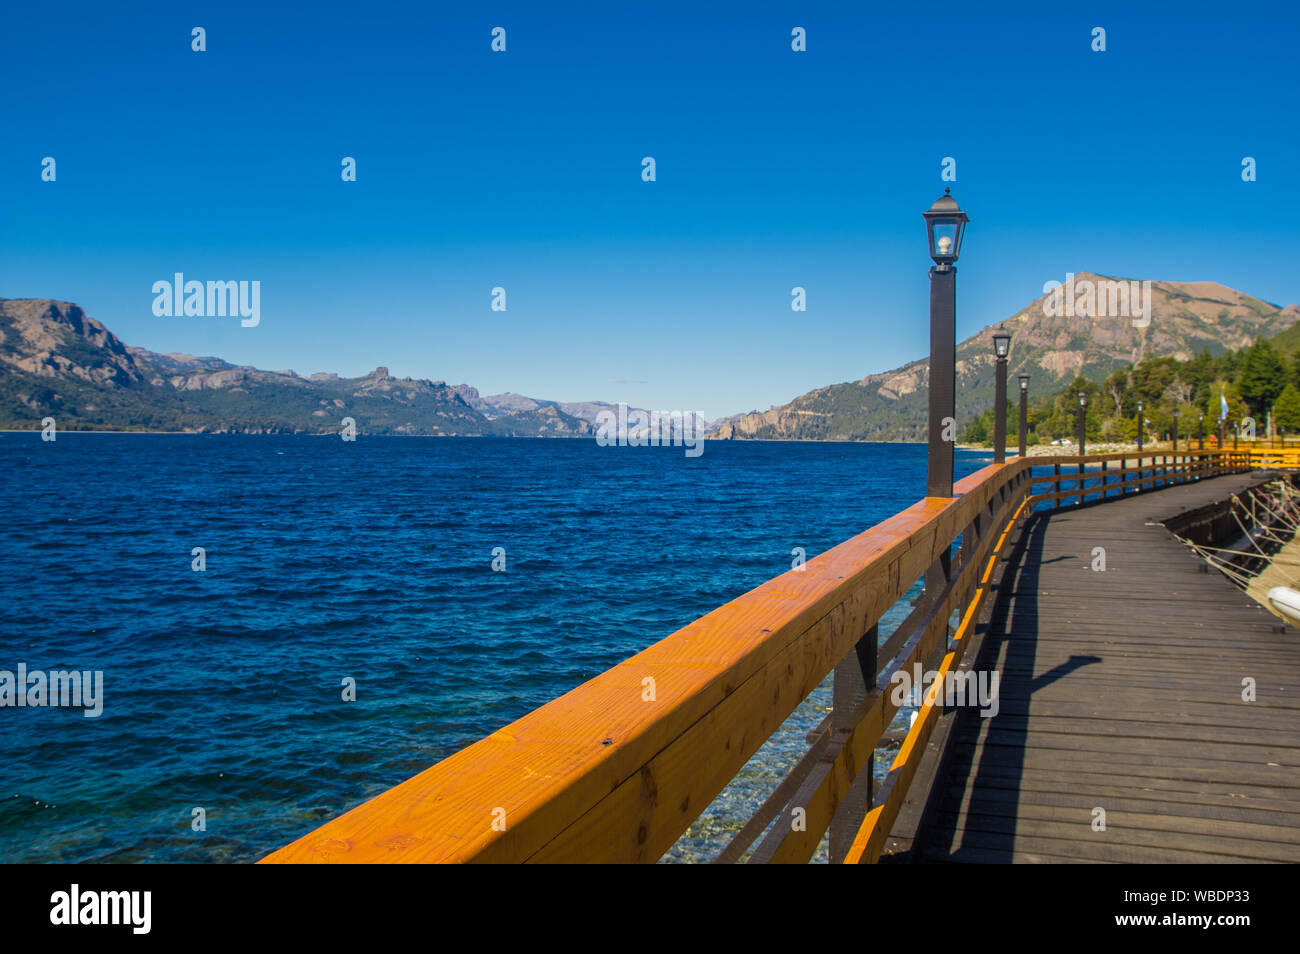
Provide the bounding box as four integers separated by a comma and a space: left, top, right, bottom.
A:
0, 434, 989, 863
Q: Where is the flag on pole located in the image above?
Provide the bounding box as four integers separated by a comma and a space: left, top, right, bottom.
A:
1220, 391, 1230, 422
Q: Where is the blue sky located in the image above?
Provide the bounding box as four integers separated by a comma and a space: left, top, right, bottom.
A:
2, 1, 1297, 420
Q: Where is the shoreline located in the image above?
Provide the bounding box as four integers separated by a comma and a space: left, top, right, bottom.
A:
0, 429, 1273, 453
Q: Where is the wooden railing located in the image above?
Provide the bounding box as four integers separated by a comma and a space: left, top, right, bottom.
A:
262, 449, 1258, 865
1243, 447, 1300, 468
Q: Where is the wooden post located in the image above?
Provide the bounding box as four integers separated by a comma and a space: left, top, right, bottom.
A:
829, 624, 878, 864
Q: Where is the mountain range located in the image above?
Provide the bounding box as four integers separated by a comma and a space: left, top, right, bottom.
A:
0, 298, 666, 436
711, 274, 1300, 441
4, 277, 1298, 438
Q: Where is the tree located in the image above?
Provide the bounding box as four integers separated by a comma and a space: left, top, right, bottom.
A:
1161, 374, 1194, 407
1042, 377, 1103, 440
1239, 340, 1287, 413
1112, 415, 1139, 442
1203, 381, 1247, 428
1186, 349, 1215, 406
1131, 357, 1179, 404
1274, 384, 1300, 433
963, 411, 990, 444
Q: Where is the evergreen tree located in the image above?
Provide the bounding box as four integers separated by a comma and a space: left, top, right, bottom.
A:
1186, 349, 1215, 406
1203, 381, 1247, 428
1239, 340, 1286, 413
1274, 384, 1300, 433
963, 410, 991, 444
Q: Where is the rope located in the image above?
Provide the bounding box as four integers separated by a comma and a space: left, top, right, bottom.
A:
1231, 508, 1274, 560
1239, 482, 1300, 534
1185, 545, 1256, 587
1176, 478, 1300, 589
1188, 540, 1300, 573
1250, 491, 1300, 532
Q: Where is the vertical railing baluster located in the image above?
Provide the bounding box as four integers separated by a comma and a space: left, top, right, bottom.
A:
829, 623, 879, 864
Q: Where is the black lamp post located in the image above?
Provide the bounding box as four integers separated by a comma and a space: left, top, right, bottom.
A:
1172, 407, 1179, 452
923, 188, 968, 498
1076, 391, 1087, 458
992, 326, 1010, 464
1018, 373, 1030, 458
1136, 400, 1144, 454
1198, 412, 1205, 450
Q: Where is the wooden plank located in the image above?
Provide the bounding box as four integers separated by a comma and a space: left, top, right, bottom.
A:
948, 741, 1300, 789
938, 782, 1300, 828
938, 767, 1300, 813
931, 810, 1300, 862
924, 827, 1281, 864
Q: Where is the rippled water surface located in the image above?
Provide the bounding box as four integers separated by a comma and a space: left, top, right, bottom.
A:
0, 434, 988, 862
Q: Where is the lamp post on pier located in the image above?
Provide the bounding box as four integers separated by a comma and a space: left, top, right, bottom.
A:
831, 189, 966, 866
1018, 374, 1030, 458
923, 188, 968, 498
1076, 391, 1087, 458
1198, 412, 1205, 450
1172, 407, 1179, 452
1136, 400, 1144, 454
992, 326, 1010, 464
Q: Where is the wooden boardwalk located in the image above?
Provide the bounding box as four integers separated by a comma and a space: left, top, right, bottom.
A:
914, 472, 1300, 863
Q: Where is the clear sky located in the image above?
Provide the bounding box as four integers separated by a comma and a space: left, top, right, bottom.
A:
2, 1, 1297, 420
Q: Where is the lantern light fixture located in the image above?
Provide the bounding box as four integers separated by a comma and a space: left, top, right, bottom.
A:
923, 188, 968, 271
992, 326, 1011, 359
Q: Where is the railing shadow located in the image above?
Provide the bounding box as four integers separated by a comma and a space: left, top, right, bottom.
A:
923, 513, 1101, 861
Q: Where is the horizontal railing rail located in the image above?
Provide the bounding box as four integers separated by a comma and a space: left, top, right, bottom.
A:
1242, 447, 1300, 468
263, 448, 1269, 865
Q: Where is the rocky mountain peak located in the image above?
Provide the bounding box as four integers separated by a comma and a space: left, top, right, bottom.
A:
0, 298, 145, 387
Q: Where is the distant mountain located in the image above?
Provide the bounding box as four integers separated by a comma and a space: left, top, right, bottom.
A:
447, 386, 669, 433
712, 274, 1300, 442
0, 298, 596, 436
1260, 320, 1300, 358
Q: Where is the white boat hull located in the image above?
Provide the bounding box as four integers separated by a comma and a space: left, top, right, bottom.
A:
1266, 586, 1300, 623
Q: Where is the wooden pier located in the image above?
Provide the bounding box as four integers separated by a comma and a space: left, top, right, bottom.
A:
889, 472, 1300, 864
262, 448, 1300, 864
